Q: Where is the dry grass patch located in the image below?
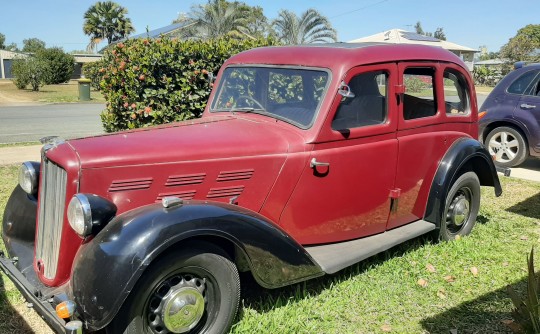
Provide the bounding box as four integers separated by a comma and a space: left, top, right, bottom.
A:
0, 79, 104, 104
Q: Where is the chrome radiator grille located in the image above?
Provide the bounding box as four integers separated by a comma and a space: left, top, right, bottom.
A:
36, 159, 67, 280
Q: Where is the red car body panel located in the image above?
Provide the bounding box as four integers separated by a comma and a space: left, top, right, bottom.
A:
34, 44, 477, 286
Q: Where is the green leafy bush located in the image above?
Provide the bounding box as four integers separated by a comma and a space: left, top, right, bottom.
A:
508, 247, 540, 333
35, 47, 74, 84
82, 60, 105, 90
99, 37, 277, 132
11, 57, 47, 91
404, 75, 429, 93
11, 58, 30, 89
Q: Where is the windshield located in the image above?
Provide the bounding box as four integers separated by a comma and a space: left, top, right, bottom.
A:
210, 66, 329, 128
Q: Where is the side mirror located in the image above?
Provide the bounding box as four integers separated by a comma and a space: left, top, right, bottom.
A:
338, 81, 355, 99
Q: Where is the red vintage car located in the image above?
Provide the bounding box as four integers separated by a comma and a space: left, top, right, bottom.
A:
2, 43, 501, 334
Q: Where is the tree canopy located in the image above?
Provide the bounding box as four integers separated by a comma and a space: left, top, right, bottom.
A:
83, 1, 134, 48
22, 38, 46, 53
500, 24, 540, 63
272, 8, 337, 44
414, 21, 446, 41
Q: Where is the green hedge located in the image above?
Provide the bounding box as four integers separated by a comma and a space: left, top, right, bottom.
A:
82, 60, 105, 90
99, 37, 277, 132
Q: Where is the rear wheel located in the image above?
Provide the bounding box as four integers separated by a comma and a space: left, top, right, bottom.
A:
107, 244, 240, 334
438, 172, 480, 241
485, 126, 528, 167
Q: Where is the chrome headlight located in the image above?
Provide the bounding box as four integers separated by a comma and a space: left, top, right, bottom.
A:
18, 161, 40, 195
67, 194, 117, 237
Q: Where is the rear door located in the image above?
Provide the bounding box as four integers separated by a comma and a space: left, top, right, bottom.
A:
514, 70, 540, 153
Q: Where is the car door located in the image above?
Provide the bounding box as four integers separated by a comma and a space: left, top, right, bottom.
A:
388, 62, 449, 230
279, 64, 399, 245
514, 70, 540, 153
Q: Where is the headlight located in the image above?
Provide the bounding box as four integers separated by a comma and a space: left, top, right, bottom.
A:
18, 161, 40, 195
67, 194, 117, 238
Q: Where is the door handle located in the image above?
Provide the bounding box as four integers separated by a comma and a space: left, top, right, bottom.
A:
521, 103, 536, 109
310, 158, 330, 168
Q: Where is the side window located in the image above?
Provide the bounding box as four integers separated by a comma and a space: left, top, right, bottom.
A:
524, 73, 540, 97
507, 70, 539, 95
331, 70, 387, 130
444, 69, 470, 115
403, 67, 437, 120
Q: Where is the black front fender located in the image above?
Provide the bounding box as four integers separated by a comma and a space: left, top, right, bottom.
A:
70, 201, 322, 330
424, 137, 502, 227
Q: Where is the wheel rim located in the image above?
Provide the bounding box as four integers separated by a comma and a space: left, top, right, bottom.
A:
446, 187, 472, 234
488, 131, 520, 163
146, 272, 214, 334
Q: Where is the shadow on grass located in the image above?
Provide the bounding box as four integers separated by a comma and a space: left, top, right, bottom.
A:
0, 275, 36, 333
507, 191, 540, 219
237, 234, 433, 315
420, 278, 527, 334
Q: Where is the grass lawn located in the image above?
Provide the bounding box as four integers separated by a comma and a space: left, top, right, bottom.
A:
0, 79, 104, 104
0, 164, 538, 333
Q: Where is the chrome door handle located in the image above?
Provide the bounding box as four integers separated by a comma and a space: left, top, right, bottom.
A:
310, 158, 330, 168
521, 103, 536, 109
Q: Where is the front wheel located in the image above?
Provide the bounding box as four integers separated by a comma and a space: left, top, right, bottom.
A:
107, 243, 240, 334
485, 126, 528, 167
438, 172, 481, 241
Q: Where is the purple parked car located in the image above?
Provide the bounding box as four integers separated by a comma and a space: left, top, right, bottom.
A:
479, 63, 540, 167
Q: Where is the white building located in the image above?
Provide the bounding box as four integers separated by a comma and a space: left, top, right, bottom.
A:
349, 29, 478, 70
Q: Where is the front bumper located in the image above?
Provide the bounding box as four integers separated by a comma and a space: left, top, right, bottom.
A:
0, 251, 67, 333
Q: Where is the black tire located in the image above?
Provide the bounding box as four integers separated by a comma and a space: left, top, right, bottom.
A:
107, 243, 240, 334
485, 126, 528, 168
438, 172, 480, 241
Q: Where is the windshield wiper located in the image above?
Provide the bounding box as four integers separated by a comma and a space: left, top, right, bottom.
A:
234, 107, 266, 113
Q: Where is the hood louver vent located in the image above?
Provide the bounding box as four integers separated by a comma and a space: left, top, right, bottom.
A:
156, 190, 196, 202
166, 173, 206, 186
207, 186, 245, 199
109, 177, 153, 192
217, 169, 254, 182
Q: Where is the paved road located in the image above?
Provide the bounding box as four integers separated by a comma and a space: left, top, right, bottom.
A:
0, 103, 105, 143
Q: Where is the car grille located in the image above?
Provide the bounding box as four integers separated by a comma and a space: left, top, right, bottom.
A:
36, 159, 67, 280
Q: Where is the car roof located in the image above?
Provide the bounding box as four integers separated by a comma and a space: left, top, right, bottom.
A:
225, 43, 469, 72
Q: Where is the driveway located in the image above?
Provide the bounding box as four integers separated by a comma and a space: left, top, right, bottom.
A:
0, 103, 104, 143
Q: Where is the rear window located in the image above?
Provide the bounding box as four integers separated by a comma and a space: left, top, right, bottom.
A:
507, 70, 539, 95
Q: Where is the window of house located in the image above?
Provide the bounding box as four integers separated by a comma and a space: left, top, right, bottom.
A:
444, 69, 470, 115
403, 67, 437, 120
331, 70, 388, 130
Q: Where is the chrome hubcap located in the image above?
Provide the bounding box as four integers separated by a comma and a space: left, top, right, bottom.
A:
162, 286, 205, 333
449, 195, 470, 227
147, 275, 206, 334
488, 131, 519, 163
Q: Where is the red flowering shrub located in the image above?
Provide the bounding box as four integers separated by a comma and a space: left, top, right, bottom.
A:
99, 37, 277, 132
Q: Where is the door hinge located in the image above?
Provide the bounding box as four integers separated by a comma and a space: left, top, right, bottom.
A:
395, 85, 406, 95
389, 188, 401, 199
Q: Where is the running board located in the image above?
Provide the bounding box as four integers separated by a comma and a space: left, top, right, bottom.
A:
305, 220, 436, 274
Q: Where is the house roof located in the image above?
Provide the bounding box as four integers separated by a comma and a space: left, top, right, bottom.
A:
475, 59, 504, 66
348, 29, 477, 54
0, 49, 29, 60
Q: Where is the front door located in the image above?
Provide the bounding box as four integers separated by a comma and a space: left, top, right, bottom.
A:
279, 64, 398, 245
515, 70, 540, 153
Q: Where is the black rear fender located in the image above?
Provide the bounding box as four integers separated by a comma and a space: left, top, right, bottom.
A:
424, 138, 502, 228
70, 201, 322, 330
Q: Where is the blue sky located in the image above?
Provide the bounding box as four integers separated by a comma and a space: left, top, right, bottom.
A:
1, 0, 538, 53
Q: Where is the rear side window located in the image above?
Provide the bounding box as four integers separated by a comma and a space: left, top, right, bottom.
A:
444, 69, 470, 115
507, 70, 539, 95
403, 67, 437, 120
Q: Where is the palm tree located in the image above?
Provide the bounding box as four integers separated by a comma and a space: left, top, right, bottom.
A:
83, 1, 134, 46
272, 9, 337, 45
174, 0, 250, 40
